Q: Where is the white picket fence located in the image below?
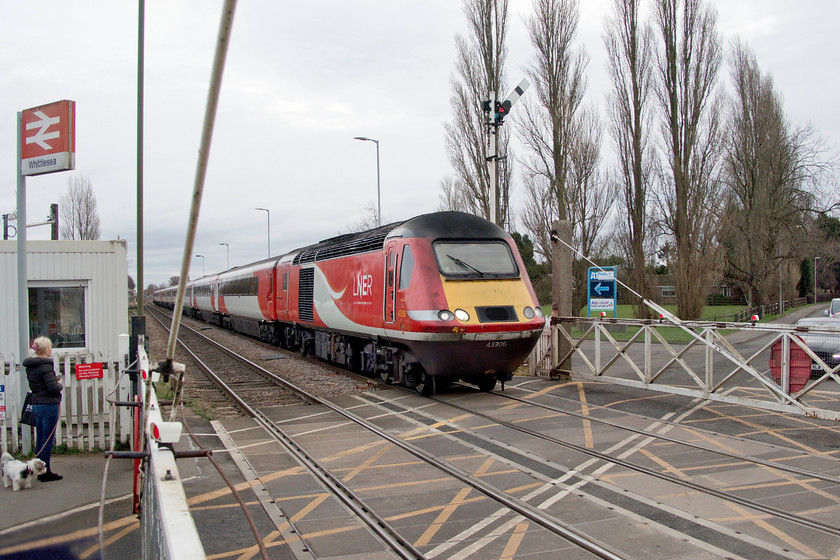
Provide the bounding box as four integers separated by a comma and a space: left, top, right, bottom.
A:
2, 352, 133, 454
527, 321, 553, 377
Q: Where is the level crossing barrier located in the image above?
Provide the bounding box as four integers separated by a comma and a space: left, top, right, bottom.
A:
528, 316, 840, 421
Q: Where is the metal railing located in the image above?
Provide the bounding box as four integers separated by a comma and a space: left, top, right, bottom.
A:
135, 338, 206, 559
527, 316, 840, 422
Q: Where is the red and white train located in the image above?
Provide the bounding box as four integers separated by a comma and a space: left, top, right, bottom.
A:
154, 211, 545, 394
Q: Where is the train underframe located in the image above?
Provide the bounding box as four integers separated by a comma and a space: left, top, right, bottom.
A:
178, 306, 508, 395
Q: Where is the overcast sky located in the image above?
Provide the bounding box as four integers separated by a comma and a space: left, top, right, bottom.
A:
2, 1, 838, 288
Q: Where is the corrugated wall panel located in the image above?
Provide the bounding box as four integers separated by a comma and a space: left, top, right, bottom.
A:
0, 240, 128, 358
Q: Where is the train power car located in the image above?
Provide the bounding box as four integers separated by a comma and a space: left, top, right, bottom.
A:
156, 211, 545, 395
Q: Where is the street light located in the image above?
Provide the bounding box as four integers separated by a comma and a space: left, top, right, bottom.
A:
255, 207, 270, 258
354, 136, 381, 227
815, 256, 821, 303
219, 242, 229, 269
195, 254, 205, 277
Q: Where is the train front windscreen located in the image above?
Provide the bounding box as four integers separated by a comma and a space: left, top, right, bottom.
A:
432, 241, 519, 279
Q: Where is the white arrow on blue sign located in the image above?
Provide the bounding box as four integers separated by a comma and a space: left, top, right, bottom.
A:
587, 266, 617, 316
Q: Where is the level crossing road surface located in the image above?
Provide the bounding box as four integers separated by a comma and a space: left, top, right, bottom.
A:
2, 304, 839, 559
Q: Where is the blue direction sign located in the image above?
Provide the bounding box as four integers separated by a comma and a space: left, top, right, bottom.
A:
587, 267, 617, 317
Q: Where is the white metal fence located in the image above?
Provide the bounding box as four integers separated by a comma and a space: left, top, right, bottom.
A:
525, 316, 840, 421
2, 352, 133, 454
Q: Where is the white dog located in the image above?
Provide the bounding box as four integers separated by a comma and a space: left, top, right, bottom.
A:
2, 452, 47, 491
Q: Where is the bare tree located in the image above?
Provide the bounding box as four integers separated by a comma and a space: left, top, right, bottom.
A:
604, 0, 656, 318
519, 0, 611, 312
720, 39, 829, 306
342, 202, 383, 233
437, 176, 470, 212
59, 175, 101, 240
653, 0, 723, 319
567, 106, 614, 312
519, 0, 588, 225
443, 0, 513, 227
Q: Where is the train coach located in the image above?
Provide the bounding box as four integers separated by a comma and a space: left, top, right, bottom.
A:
155, 211, 546, 395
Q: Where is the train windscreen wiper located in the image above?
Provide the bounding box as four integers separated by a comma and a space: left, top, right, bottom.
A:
446, 254, 485, 276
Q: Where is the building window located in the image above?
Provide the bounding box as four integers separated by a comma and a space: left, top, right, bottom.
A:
661, 286, 676, 298
29, 286, 86, 349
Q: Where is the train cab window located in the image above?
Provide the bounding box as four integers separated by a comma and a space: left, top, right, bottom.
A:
282, 272, 288, 291
399, 245, 414, 290
433, 241, 518, 279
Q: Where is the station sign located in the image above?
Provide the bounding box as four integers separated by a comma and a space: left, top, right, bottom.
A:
20, 99, 75, 176
587, 267, 617, 317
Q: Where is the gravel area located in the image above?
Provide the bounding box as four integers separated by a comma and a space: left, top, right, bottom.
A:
143, 309, 376, 420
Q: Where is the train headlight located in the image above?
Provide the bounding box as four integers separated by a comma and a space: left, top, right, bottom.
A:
523, 307, 535, 319
534, 307, 544, 318
438, 310, 455, 322
454, 309, 470, 322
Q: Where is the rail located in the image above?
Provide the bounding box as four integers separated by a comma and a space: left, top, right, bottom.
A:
529, 316, 840, 422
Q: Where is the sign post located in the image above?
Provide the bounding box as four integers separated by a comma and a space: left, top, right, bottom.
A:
587, 267, 617, 318
16, 99, 75, 453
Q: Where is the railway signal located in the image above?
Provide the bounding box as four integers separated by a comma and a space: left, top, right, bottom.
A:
485, 79, 530, 225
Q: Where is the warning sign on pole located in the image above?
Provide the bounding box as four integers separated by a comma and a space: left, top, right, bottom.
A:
20, 99, 75, 176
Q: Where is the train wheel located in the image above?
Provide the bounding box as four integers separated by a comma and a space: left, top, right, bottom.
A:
414, 370, 435, 396
378, 367, 392, 384
477, 375, 497, 392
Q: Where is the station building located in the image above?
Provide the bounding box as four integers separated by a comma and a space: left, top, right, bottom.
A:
0, 240, 130, 451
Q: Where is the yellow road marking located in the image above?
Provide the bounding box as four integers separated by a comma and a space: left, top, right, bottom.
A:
638, 448, 690, 480
341, 443, 392, 482
413, 487, 473, 547
500, 383, 564, 410
692, 407, 825, 454
578, 383, 594, 448
0, 517, 138, 556
500, 521, 530, 560
79, 521, 140, 560
720, 502, 821, 559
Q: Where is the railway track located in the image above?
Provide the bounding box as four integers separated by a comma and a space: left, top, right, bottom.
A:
147, 306, 628, 559
145, 306, 840, 559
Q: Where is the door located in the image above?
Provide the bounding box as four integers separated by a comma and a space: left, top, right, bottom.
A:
384, 242, 398, 323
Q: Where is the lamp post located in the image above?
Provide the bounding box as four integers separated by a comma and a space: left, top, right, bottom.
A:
255, 207, 270, 258
219, 242, 229, 269
195, 254, 205, 277
353, 136, 381, 227
815, 256, 821, 303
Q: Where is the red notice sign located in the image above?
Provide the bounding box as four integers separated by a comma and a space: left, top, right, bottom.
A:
20, 99, 75, 176
75, 362, 104, 380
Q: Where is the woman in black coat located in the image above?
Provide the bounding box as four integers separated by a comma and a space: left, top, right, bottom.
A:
23, 336, 63, 482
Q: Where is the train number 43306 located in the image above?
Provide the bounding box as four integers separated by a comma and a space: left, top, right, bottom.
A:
486, 341, 508, 348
